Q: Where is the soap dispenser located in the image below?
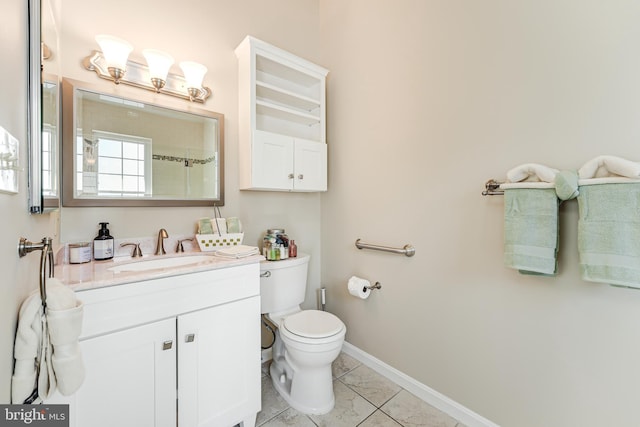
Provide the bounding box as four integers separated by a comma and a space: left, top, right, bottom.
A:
93, 222, 114, 261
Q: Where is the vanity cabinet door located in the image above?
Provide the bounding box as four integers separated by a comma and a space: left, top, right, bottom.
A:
49, 318, 176, 427
177, 296, 261, 427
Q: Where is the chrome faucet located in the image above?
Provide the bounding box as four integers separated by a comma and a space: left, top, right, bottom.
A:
155, 228, 168, 255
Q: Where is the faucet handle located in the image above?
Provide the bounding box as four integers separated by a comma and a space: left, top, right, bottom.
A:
176, 237, 194, 253
120, 242, 143, 257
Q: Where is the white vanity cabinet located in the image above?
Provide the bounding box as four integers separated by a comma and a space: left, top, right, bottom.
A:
235, 35, 329, 192
49, 263, 261, 427
63, 318, 177, 427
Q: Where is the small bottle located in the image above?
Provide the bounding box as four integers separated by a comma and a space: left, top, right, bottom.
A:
93, 222, 114, 261
289, 240, 297, 258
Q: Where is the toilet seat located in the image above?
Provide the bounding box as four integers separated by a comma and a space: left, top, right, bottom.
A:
281, 310, 345, 344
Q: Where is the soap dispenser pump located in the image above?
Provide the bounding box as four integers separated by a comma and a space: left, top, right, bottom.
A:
93, 222, 114, 261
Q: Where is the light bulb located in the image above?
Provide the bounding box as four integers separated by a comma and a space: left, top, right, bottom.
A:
143, 49, 174, 91
179, 61, 207, 98
95, 35, 133, 82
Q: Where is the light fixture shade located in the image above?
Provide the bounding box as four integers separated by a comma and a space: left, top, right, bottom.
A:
179, 61, 207, 89
143, 49, 174, 81
95, 35, 133, 71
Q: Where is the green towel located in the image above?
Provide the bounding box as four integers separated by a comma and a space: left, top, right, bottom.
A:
504, 188, 559, 276
554, 170, 579, 201
578, 183, 640, 288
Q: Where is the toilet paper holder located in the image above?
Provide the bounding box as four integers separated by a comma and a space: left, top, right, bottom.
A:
364, 281, 382, 291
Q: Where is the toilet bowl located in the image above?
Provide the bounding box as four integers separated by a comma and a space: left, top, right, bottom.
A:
260, 254, 346, 414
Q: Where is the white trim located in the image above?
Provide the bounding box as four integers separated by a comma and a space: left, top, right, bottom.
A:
341, 341, 500, 427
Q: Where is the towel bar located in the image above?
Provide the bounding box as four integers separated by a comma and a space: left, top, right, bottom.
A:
482, 179, 504, 196
355, 239, 416, 257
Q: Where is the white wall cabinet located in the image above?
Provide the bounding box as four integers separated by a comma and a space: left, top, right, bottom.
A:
47, 264, 261, 427
235, 35, 329, 192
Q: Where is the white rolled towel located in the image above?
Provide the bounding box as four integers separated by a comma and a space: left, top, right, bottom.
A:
12, 293, 45, 403
506, 163, 559, 183
47, 302, 85, 396
46, 280, 85, 396
578, 155, 640, 179
12, 279, 85, 403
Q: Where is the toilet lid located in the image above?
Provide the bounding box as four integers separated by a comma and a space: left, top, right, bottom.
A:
283, 310, 344, 339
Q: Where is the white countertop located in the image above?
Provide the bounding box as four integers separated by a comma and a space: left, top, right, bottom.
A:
55, 252, 265, 292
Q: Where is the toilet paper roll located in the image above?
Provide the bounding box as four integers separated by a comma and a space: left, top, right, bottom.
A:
348, 276, 371, 299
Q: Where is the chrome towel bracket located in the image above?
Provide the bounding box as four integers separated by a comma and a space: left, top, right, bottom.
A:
355, 239, 415, 257
18, 237, 54, 309
482, 179, 504, 196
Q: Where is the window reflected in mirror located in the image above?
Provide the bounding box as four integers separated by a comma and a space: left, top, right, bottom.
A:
62, 78, 224, 207
42, 81, 58, 198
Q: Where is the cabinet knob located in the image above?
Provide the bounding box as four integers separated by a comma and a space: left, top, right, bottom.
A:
288, 173, 294, 179
185, 334, 195, 343
298, 174, 304, 180
162, 340, 173, 350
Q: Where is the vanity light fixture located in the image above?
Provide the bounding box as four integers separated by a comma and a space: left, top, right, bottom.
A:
95, 35, 133, 83
83, 35, 211, 103
143, 49, 174, 92
180, 61, 208, 101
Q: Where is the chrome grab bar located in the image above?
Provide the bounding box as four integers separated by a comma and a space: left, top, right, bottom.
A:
355, 239, 415, 257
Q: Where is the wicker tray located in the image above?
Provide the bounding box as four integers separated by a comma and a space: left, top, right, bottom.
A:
195, 233, 244, 252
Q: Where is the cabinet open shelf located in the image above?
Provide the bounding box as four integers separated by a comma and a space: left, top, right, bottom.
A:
256, 100, 320, 126
256, 55, 321, 88
256, 81, 320, 113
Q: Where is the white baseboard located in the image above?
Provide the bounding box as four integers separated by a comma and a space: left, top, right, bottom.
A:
261, 348, 272, 363
341, 341, 500, 427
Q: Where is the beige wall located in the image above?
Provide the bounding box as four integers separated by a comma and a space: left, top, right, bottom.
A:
57, 0, 324, 303
319, 1, 640, 426
0, 0, 61, 402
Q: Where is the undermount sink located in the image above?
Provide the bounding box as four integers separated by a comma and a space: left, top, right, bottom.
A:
108, 254, 214, 273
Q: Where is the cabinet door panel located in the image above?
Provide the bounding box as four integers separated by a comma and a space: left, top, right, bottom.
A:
178, 296, 261, 427
252, 130, 294, 190
47, 318, 176, 427
294, 138, 327, 191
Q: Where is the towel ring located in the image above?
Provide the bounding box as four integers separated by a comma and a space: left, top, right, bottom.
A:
18, 237, 54, 309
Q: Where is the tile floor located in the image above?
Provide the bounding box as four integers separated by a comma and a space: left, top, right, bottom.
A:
255, 352, 467, 427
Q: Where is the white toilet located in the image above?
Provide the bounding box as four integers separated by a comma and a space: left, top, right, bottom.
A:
260, 253, 346, 415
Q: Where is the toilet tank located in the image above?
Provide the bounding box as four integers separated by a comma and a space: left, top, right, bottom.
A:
260, 253, 310, 314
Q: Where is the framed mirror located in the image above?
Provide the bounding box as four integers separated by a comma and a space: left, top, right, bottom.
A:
28, 0, 61, 213
61, 78, 224, 207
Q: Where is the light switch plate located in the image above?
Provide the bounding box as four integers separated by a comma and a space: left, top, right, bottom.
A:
0, 126, 19, 194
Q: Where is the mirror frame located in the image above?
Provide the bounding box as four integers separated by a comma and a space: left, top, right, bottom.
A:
61, 78, 225, 207
27, 0, 43, 213
28, 0, 60, 214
